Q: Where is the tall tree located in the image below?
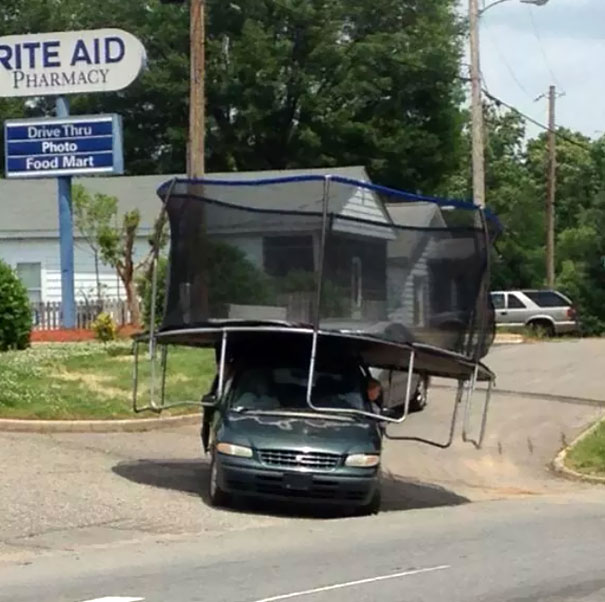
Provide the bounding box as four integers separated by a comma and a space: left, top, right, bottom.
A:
1, 0, 465, 192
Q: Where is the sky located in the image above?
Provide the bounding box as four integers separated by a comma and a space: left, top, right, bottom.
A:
467, 0, 604, 140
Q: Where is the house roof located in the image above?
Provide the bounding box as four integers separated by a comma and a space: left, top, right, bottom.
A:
386, 202, 446, 259
0, 165, 371, 238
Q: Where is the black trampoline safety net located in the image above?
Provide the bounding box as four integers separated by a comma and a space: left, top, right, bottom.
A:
157, 175, 499, 361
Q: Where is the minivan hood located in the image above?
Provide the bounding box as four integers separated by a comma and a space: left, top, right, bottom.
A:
220, 412, 381, 455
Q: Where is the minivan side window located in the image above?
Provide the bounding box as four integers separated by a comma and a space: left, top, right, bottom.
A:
491, 293, 505, 309
523, 291, 568, 307
507, 294, 527, 309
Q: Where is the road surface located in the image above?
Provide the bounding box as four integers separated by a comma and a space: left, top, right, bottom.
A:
1, 340, 604, 600
2, 489, 605, 602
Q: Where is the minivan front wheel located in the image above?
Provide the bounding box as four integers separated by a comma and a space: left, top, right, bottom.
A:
358, 487, 382, 516
208, 452, 230, 507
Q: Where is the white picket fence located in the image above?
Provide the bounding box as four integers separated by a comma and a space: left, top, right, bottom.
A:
30, 299, 131, 330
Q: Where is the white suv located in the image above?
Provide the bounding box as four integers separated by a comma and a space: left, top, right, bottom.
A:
490, 290, 578, 336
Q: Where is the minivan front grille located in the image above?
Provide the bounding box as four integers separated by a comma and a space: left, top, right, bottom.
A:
259, 449, 340, 470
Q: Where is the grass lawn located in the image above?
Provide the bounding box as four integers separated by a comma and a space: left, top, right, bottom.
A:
565, 421, 605, 477
0, 342, 215, 420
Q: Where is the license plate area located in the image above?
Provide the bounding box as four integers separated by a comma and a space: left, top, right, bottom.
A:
284, 472, 313, 491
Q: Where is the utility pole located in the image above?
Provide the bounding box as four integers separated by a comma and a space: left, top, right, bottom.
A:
545, 84, 556, 288
189, 0, 205, 178
469, 0, 486, 208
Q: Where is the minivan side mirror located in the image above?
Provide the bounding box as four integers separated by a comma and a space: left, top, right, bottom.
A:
201, 393, 218, 408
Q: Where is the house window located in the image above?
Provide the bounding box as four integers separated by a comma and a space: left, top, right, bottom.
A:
16, 262, 42, 303
263, 236, 314, 277
351, 257, 362, 309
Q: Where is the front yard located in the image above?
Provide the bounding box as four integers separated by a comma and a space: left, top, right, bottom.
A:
0, 342, 215, 420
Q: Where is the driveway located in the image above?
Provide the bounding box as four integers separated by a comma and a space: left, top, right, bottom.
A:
0, 339, 603, 564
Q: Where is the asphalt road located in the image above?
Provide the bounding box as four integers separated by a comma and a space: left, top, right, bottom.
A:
1, 340, 604, 600
3, 489, 605, 602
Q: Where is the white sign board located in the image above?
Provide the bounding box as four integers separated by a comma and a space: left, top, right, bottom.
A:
0, 29, 146, 97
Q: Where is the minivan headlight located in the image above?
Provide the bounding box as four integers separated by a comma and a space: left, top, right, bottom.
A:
345, 453, 380, 468
216, 442, 253, 458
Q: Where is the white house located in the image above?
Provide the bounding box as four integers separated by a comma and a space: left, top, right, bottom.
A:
0, 174, 164, 304
0, 165, 384, 305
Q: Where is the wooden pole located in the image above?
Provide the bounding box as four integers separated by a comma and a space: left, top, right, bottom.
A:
186, 0, 209, 320
189, 0, 205, 178
546, 85, 556, 288
469, 0, 486, 208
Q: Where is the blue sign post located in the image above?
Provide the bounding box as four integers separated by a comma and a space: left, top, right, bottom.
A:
56, 97, 76, 328
4, 112, 124, 328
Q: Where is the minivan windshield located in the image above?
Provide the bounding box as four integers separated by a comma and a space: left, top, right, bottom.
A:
227, 365, 368, 413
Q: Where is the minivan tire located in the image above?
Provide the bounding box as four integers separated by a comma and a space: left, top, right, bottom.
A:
358, 487, 382, 516
208, 451, 230, 507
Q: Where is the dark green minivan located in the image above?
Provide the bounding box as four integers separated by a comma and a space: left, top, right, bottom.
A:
201, 346, 394, 514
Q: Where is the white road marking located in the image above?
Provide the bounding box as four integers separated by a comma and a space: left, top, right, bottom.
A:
79, 597, 144, 602
251, 564, 451, 602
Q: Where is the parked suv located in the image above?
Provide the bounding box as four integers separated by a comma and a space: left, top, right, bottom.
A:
490, 290, 578, 336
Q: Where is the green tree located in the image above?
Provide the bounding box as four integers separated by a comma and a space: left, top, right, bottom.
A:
1, 0, 465, 191
137, 242, 274, 330
442, 104, 544, 289
98, 207, 167, 327
526, 129, 598, 235
73, 185, 118, 303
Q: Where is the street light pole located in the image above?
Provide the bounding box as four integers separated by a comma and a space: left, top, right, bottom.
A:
469, 0, 552, 209
469, 0, 485, 208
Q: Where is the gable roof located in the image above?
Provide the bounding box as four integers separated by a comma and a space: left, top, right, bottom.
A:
386, 202, 447, 259
0, 165, 371, 238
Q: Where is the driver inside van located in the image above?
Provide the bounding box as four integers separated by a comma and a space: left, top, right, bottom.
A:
366, 378, 383, 414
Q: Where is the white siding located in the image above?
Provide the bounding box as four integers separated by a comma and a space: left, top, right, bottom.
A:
0, 236, 149, 303
387, 243, 432, 326
334, 186, 395, 240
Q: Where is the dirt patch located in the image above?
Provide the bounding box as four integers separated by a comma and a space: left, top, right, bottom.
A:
54, 370, 127, 399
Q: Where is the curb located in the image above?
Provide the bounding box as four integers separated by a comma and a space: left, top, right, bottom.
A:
0, 412, 201, 434
493, 334, 525, 345
431, 383, 605, 408
552, 417, 605, 484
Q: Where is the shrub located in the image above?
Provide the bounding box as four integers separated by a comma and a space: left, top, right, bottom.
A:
137, 243, 275, 330
138, 256, 167, 331
92, 312, 118, 342
0, 260, 32, 351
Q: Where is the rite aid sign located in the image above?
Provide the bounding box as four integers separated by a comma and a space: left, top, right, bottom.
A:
0, 29, 146, 97
5, 114, 124, 178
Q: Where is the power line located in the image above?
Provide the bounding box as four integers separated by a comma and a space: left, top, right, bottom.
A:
484, 31, 533, 101
526, 5, 564, 92
482, 87, 591, 151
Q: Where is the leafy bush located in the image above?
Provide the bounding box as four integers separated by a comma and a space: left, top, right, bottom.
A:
275, 270, 348, 317
138, 242, 275, 329
92, 312, 118, 342
0, 260, 32, 351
